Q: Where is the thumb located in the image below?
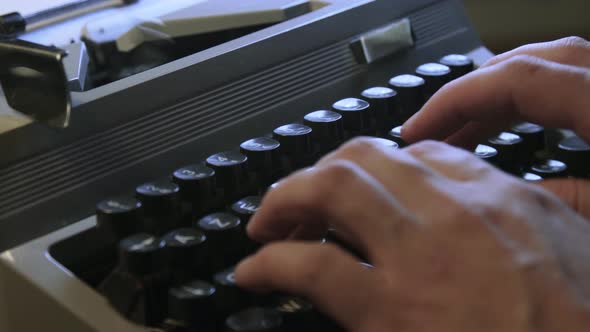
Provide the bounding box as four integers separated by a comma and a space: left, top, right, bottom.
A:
536, 178, 590, 220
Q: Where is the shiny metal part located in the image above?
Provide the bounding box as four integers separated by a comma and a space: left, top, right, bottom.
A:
0, 39, 71, 128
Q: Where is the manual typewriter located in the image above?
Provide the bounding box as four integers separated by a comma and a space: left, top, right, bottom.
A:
1, 0, 588, 331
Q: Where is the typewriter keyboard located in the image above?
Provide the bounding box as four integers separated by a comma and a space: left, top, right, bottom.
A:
45, 53, 590, 332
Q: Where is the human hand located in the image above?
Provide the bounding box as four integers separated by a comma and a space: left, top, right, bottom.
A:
402, 36, 590, 218
235, 138, 590, 332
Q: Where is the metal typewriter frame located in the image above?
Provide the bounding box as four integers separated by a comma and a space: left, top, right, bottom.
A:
1, 0, 493, 330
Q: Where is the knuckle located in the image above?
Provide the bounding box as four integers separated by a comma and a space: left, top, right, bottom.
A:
305, 161, 359, 206
338, 136, 382, 158
556, 36, 590, 51
405, 140, 448, 157
503, 54, 545, 76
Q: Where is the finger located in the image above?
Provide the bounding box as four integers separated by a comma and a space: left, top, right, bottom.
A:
482, 36, 590, 68
317, 138, 453, 219
402, 57, 590, 144
536, 178, 590, 220
235, 242, 379, 330
247, 159, 407, 263
444, 120, 512, 149
403, 141, 499, 181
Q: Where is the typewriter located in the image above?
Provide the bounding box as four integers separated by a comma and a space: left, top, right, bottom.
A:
1, 0, 588, 331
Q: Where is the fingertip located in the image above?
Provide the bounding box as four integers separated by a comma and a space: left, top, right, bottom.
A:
234, 254, 256, 285
400, 114, 420, 143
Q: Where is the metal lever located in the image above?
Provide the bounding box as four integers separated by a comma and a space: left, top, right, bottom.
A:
0, 39, 71, 128
0, 0, 138, 38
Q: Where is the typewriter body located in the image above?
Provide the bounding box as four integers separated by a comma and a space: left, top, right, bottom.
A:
0, 0, 496, 331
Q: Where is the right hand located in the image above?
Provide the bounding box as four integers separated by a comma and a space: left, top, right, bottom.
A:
402, 36, 590, 218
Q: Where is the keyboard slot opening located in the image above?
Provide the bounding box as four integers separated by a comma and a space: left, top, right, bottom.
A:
48, 226, 117, 288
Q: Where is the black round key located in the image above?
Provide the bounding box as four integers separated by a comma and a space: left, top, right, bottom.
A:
136, 180, 183, 234
388, 74, 425, 122
275, 297, 314, 331
415, 63, 451, 99
273, 124, 313, 170
196, 213, 243, 268
332, 98, 373, 137
96, 196, 142, 241
511, 122, 545, 158
361, 87, 399, 135
231, 196, 261, 224
173, 164, 216, 213
226, 308, 283, 332
487, 132, 525, 173
213, 267, 249, 317
387, 125, 406, 147
522, 172, 543, 181
274, 296, 338, 332
474, 144, 499, 166
206, 151, 249, 202
119, 233, 165, 276
439, 54, 473, 79
168, 280, 216, 329
557, 135, 590, 178
303, 110, 345, 154
240, 137, 280, 172
240, 137, 281, 190
161, 228, 207, 281
103, 233, 168, 326
529, 159, 568, 179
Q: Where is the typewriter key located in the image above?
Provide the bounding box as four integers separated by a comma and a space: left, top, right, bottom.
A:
240, 137, 281, 189
161, 228, 207, 282
206, 151, 249, 202
529, 159, 568, 179
557, 135, 590, 178
415, 63, 451, 98
196, 213, 244, 269
275, 297, 314, 331
474, 144, 499, 166
136, 180, 183, 235
387, 125, 406, 147
273, 124, 314, 171
361, 87, 400, 135
231, 196, 261, 224
522, 172, 543, 181
510, 122, 545, 159
487, 132, 525, 174
167, 280, 217, 331
119, 233, 165, 275
439, 54, 474, 79
213, 267, 250, 317
225, 307, 283, 332
274, 296, 340, 332
303, 110, 345, 154
173, 164, 216, 215
100, 233, 168, 326
332, 98, 373, 137
388, 74, 425, 121
96, 196, 142, 241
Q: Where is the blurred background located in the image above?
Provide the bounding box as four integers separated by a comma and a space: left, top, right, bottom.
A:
1, 0, 588, 53
463, 0, 589, 53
